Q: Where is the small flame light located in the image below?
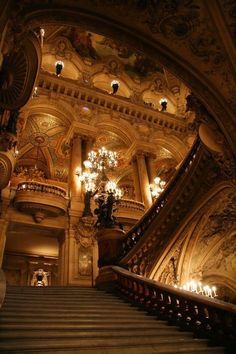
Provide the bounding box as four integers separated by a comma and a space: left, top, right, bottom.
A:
175, 280, 217, 298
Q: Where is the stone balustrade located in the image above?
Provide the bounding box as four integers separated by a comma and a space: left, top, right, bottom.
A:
110, 266, 236, 351
122, 138, 200, 258
37, 72, 188, 135
14, 181, 68, 222
17, 181, 67, 198
120, 137, 218, 276
114, 198, 145, 221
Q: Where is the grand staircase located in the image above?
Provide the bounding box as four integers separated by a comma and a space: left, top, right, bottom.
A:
0, 286, 224, 354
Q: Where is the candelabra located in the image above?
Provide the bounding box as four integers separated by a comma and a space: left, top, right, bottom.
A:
76, 147, 123, 228
174, 280, 217, 298
94, 180, 123, 229
149, 176, 166, 199
76, 167, 98, 217
87, 146, 117, 177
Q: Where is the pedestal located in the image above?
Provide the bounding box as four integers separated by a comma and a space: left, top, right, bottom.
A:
96, 227, 126, 268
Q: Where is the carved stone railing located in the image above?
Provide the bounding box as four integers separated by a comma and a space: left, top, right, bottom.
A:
37, 72, 188, 134
14, 181, 68, 222
110, 266, 236, 351
16, 181, 67, 197
120, 137, 218, 276
121, 138, 200, 253
114, 199, 145, 221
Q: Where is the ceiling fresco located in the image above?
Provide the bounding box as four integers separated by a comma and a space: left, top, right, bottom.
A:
47, 26, 164, 79
15, 114, 70, 182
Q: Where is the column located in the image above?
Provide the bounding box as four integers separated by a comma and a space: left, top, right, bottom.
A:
131, 156, 142, 202
59, 228, 72, 285
57, 233, 65, 285
83, 136, 95, 162
136, 151, 152, 209
145, 153, 156, 185
69, 135, 83, 209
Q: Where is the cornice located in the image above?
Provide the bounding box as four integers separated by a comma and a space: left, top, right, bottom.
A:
36, 71, 188, 136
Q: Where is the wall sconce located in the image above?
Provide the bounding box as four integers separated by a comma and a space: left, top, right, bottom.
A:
111, 80, 120, 95
32, 86, 38, 98
55, 61, 64, 76
40, 28, 45, 48
160, 98, 168, 111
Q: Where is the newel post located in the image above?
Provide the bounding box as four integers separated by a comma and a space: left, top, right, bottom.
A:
95, 227, 126, 286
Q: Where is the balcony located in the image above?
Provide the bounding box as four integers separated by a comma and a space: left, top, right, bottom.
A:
14, 181, 68, 223
114, 199, 145, 224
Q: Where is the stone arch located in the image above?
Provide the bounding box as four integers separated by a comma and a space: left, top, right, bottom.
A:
42, 36, 86, 81
91, 72, 131, 98
22, 97, 75, 127
152, 136, 189, 162
16, 99, 76, 180
150, 181, 236, 287
94, 117, 136, 148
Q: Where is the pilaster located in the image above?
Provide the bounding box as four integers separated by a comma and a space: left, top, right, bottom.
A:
131, 156, 142, 202
69, 135, 83, 211
136, 151, 153, 209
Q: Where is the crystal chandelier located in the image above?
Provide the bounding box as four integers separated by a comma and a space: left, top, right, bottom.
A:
87, 146, 118, 175
149, 176, 166, 199
105, 181, 122, 200
76, 147, 123, 227
76, 167, 98, 193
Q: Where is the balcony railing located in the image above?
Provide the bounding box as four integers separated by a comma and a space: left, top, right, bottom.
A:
16, 181, 67, 198
37, 72, 188, 135
114, 199, 145, 220
14, 181, 68, 222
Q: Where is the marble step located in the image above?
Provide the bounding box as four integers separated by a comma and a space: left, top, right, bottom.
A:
0, 307, 149, 315
0, 337, 213, 351
2, 346, 223, 354
0, 328, 193, 339
0, 287, 224, 354
0, 322, 182, 330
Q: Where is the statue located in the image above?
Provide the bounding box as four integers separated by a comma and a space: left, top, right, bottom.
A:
31, 269, 50, 287
94, 193, 123, 230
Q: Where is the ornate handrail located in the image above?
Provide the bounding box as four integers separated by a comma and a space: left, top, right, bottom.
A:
16, 181, 67, 198
122, 137, 201, 257
111, 266, 236, 350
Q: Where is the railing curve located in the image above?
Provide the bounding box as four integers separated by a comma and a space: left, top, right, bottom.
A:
111, 266, 236, 351
121, 137, 201, 258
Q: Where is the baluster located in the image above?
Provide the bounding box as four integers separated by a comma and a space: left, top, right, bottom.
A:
179, 298, 193, 331
193, 303, 210, 339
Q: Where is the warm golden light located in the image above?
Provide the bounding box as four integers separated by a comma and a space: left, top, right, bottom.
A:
175, 280, 217, 298
150, 176, 166, 199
